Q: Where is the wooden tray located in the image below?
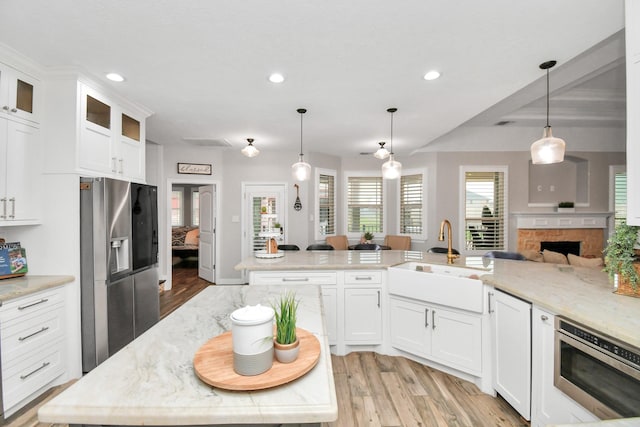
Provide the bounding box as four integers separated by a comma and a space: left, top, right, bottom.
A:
193, 328, 320, 391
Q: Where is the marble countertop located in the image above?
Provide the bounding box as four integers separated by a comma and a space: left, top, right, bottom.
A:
236, 250, 640, 350
38, 284, 337, 426
0, 275, 75, 304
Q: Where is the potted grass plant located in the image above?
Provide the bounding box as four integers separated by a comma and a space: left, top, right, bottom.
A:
603, 222, 640, 297
363, 231, 374, 244
272, 291, 300, 363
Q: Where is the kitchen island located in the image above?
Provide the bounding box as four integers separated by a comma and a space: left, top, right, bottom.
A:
38, 284, 337, 426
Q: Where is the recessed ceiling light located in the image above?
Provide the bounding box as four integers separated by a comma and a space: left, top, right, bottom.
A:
106, 73, 125, 82
423, 70, 441, 81
268, 73, 285, 83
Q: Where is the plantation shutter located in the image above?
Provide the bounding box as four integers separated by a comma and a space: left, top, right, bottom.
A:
319, 173, 335, 236
347, 176, 383, 234
251, 196, 278, 252
464, 171, 505, 250
615, 171, 627, 226
400, 173, 423, 235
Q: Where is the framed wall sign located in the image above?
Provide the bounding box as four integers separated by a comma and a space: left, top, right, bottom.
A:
177, 163, 212, 175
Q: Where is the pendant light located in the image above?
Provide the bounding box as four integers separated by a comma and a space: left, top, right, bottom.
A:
373, 141, 390, 159
291, 108, 311, 181
530, 60, 565, 164
381, 107, 402, 179
241, 138, 259, 158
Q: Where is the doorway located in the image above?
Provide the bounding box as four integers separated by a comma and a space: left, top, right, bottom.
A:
166, 178, 219, 290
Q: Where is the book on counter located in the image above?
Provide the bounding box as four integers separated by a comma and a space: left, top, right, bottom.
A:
0, 241, 28, 279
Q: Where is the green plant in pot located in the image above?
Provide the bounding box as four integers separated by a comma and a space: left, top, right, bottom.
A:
603, 222, 640, 296
272, 291, 300, 363
363, 231, 374, 243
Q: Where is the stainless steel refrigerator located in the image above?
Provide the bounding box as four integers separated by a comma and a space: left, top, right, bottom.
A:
80, 177, 159, 372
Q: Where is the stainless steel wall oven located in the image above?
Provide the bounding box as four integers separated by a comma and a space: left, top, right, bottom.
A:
555, 316, 640, 419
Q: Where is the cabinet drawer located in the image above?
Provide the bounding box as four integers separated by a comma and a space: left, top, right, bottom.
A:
344, 270, 382, 285
2, 339, 65, 410
252, 271, 337, 285
0, 287, 64, 323
1, 305, 65, 364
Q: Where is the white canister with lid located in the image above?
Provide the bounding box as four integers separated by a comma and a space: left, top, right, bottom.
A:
230, 304, 275, 376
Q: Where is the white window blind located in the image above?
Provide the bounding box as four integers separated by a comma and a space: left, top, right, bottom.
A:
464, 171, 505, 251
614, 171, 627, 227
319, 173, 335, 236
191, 190, 200, 226
400, 173, 423, 235
171, 189, 183, 226
347, 176, 383, 234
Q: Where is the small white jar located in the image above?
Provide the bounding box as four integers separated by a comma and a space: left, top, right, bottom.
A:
230, 304, 275, 376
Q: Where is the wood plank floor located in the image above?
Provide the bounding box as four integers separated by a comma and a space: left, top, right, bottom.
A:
6, 264, 529, 427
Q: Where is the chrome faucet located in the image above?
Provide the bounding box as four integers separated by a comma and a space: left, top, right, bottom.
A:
438, 219, 459, 264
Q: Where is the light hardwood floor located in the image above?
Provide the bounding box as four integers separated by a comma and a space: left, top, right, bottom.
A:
5, 265, 528, 427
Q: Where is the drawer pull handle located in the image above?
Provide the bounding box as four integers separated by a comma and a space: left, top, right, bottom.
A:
19, 326, 49, 341
425, 308, 429, 327
355, 276, 373, 280
541, 315, 549, 321
377, 290, 381, 307
20, 362, 50, 380
18, 298, 49, 310
282, 277, 309, 282
432, 310, 436, 330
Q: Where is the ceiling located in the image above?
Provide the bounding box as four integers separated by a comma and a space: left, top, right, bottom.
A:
0, 0, 626, 158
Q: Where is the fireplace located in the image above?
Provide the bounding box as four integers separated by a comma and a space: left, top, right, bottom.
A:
514, 213, 610, 258
540, 241, 581, 256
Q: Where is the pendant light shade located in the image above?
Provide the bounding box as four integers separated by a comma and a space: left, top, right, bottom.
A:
531, 60, 565, 164
382, 107, 402, 179
373, 142, 390, 159
291, 108, 311, 181
241, 138, 260, 158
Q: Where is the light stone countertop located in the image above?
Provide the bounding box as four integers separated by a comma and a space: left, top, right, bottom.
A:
236, 250, 640, 350
0, 275, 75, 304
38, 284, 337, 426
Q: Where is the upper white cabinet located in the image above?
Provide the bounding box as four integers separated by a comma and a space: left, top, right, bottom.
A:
45, 74, 151, 182
0, 62, 41, 124
626, 0, 640, 225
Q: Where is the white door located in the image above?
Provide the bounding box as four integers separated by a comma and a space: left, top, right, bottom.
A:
198, 185, 215, 283
243, 184, 287, 261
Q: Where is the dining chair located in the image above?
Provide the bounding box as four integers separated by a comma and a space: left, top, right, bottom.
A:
326, 235, 349, 250
352, 243, 382, 250
483, 251, 527, 261
306, 244, 335, 251
427, 247, 460, 255
383, 235, 411, 250
277, 244, 300, 251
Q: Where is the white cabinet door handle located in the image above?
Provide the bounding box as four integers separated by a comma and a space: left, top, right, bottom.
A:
377, 290, 380, 307
9, 197, 15, 219
0, 197, 6, 219
488, 292, 494, 313
424, 308, 429, 327
432, 310, 436, 330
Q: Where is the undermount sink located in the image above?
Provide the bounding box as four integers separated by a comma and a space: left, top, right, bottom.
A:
388, 262, 487, 313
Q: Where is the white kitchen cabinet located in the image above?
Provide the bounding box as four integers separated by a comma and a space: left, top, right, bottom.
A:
343, 288, 382, 344
491, 288, 531, 421
626, 0, 640, 225
45, 75, 151, 182
0, 62, 40, 124
0, 117, 41, 225
389, 295, 482, 375
0, 286, 67, 418
321, 286, 337, 345
530, 307, 598, 427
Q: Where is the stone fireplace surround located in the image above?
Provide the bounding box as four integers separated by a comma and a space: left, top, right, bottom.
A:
514, 213, 611, 258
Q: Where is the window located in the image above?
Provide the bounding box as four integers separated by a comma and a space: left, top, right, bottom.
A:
191, 189, 200, 226
461, 167, 508, 252
171, 189, 184, 226
346, 174, 384, 237
399, 171, 426, 238
316, 169, 336, 239
610, 165, 627, 227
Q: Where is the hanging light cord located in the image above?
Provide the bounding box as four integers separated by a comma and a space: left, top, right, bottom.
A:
545, 67, 550, 128
390, 111, 394, 154
300, 112, 304, 156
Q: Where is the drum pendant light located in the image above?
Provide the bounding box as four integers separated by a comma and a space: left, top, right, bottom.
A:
531, 60, 565, 164
381, 107, 402, 179
241, 138, 260, 158
291, 108, 311, 181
